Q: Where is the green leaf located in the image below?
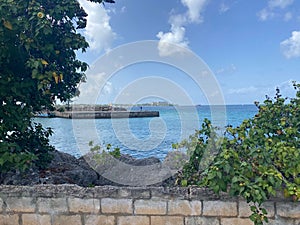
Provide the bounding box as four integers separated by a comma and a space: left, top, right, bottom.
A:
232, 176, 239, 183
37, 83, 43, 90
261, 208, 267, 215
181, 180, 188, 187
250, 206, 257, 212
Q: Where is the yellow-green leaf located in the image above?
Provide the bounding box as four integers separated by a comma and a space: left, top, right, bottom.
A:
3, 20, 13, 30
181, 179, 188, 187
41, 59, 48, 65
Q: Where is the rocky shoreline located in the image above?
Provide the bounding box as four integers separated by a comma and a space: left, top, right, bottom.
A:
0, 150, 188, 187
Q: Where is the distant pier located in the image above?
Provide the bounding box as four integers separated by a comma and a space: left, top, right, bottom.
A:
53, 111, 159, 119
35, 104, 159, 119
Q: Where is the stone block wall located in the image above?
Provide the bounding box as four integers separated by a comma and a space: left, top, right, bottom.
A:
0, 185, 299, 225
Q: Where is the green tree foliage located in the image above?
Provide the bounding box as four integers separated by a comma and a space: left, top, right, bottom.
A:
0, 0, 114, 171
179, 82, 300, 225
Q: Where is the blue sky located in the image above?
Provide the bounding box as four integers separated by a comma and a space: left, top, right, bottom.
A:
76, 0, 300, 105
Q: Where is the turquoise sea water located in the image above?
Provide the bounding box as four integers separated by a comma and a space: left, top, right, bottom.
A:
34, 105, 258, 160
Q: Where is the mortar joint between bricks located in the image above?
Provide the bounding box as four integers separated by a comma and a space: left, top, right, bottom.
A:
132, 199, 136, 216
96, 198, 101, 214
149, 190, 153, 199
166, 200, 169, 215
99, 198, 102, 214
50, 213, 55, 225
2, 198, 8, 213
187, 187, 191, 200
18, 213, 22, 225
237, 199, 239, 217
65, 197, 70, 213
32, 196, 38, 214
183, 216, 185, 225
80, 213, 85, 225
113, 215, 117, 225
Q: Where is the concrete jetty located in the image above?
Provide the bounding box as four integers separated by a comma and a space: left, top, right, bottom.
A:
54, 111, 159, 119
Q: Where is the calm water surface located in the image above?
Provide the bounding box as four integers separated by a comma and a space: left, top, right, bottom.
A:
34, 105, 258, 159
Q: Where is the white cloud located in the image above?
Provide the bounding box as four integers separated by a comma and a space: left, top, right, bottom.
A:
156, 0, 209, 56
265, 80, 298, 98
284, 12, 292, 21
268, 0, 294, 9
226, 80, 299, 104
280, 31, 300, 58
219, 3, 230, 14
78, 0, 116, 53
257, 8, 275, 21
258, 0, 294, 21
216, 64, 237, 75
102, 81, 113, 95
121, 6, 126, 13
228, 86, 258, 95
156, 25, 188, 57
277, 79, 294, 90
181, 0, 208, 23
169, 14, 188, 27
75, 72, 106, 103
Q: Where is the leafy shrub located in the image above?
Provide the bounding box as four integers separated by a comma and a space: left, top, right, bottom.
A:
89, 141, 121, 161
178, 82, 300, 225
173, 118, 221, 186
0, 123, 54, 172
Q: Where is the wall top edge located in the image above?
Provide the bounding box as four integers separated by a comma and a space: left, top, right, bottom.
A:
0, 185, 294, 202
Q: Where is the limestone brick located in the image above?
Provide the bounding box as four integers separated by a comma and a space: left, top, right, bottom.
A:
277, 202, 300, 218
6, 197, 35, 213
84, 215, 115, 225
101, 198, 132, 214
168, 200, 201, 216
221, 218, 253, 225
134, 199, 166, 215
37, 197, 68, 213
203, 200, 237, 217
151, 216, 184, 225
0, 214, 19, 225
185, 217, 219, 225
267, 218, 296, 225
53, 215, 82, 225
117, 216, 149, 225
22, 214, 51, 225
239, 201, 275, 218
68, 198, 100, 213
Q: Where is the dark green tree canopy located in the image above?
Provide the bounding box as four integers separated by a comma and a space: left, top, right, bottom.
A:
0, 0, 114, 171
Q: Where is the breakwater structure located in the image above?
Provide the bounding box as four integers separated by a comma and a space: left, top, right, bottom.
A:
54, 110, 159, 119
36, 105, 160, 119
0, 185, 299, 225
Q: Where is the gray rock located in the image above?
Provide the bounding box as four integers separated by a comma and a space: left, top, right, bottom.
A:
39, 151, 99, 186
0, 151, 99, 187
0, 150, 178, 187
82, 152, 171, 186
